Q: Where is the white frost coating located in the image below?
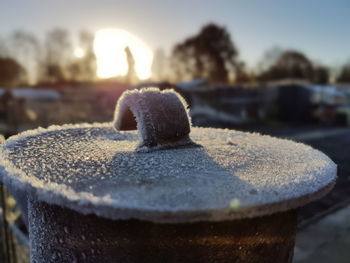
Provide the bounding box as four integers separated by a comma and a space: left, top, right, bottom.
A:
113, 88, 192, 151
0, 123, 337, 223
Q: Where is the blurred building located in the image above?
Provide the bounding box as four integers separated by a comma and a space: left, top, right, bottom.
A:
176, 80, 263, 127
175, 80, 350, 127
0, 83, 131, 136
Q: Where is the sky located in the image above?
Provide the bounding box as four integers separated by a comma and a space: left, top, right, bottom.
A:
1, 0, 350, 69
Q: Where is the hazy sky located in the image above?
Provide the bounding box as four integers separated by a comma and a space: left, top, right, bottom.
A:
1, 0, 350, 69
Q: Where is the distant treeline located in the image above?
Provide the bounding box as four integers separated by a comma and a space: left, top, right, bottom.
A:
168, 23, 349, 85
1, 24, 350, 87
0, 29, 97, 86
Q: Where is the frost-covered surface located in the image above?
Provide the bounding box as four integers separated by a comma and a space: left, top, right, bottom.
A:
0, 123, 337, 223
113, 88, 192, 152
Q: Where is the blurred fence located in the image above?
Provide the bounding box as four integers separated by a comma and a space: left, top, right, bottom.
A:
0, 184, 29, 263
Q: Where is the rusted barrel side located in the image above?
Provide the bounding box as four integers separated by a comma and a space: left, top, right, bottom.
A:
29, 198, 297, 263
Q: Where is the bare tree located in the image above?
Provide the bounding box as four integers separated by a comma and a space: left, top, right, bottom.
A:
235, 61, 253, 84
78, 30, 96, 81
257, 46, 284, 74
8, 30, 41, 84
0, 37, 10, 57
42, 28, 72, 83
67, 30, 97, 82
152, 48, 167, 81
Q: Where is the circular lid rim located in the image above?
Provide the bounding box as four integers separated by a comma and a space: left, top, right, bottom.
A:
0, 123, 337, 223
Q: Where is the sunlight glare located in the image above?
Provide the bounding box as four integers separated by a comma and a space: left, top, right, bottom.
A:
74, 47, 85, 58
93, 29, 153, 80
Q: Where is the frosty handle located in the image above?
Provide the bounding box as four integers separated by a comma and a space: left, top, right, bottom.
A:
113, 88, 196, 151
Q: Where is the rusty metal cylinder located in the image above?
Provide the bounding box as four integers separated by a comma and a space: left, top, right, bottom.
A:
29, 198, 296, 263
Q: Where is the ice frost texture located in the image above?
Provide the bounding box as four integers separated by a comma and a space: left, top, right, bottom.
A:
113, 88, 192, 152
0, 124, 336, 222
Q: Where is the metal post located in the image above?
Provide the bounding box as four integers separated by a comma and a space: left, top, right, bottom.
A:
29, 198, 296, 263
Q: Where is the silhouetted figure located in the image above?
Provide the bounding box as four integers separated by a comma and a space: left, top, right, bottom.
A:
125, 46, 136, 84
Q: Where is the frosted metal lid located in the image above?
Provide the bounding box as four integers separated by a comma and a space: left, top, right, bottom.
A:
0, 89, 337, 223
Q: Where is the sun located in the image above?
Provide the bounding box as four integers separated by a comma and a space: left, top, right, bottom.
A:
93, 28, 153, 80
